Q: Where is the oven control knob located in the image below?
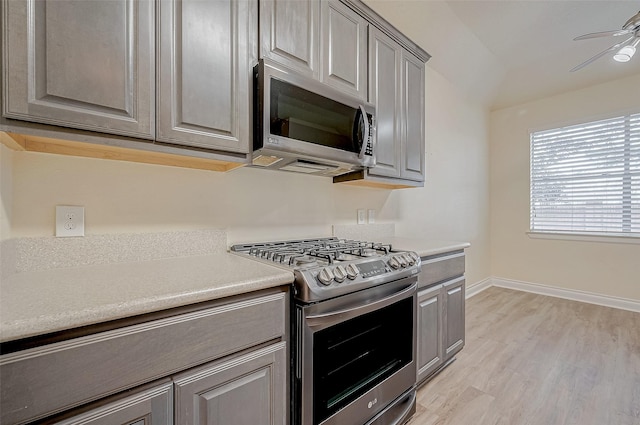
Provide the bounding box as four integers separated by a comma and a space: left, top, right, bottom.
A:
397, 255, 407, 268
388, 256, 400, 269
317, 267, 335, 286
334, 265, 347, 282
403, 253, 415, 266
409, 252, 421, 263
346, 263, 360, 280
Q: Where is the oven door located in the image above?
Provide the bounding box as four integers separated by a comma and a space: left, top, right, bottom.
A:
293, 277, 417, 425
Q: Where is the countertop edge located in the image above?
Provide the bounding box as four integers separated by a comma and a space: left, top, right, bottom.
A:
0, 255, 294, 344
384, 237, 471, 258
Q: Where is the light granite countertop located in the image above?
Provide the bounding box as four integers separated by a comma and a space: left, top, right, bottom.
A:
332, 224, 470, 257
0, 253, 293, 343
0, 228, 469, 344
384, 238, 470, 258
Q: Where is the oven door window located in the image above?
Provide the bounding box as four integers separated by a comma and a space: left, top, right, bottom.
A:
313, 297, 413, 424
269, 78, 364, 153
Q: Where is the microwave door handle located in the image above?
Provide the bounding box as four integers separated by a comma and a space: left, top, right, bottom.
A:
358, 105, 375, 167
358, 105, 370, 160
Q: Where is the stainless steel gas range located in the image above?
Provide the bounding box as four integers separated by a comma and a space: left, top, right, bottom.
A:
231, 237, 420, 425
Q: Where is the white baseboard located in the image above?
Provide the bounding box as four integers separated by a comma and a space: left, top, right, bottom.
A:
465, 278, 492, 298
470, 276, 640, 313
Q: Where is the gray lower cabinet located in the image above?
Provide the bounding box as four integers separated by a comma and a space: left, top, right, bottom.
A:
157, 0, 254, 153
0, 288, 288, 425
444, 276, 465, 360
52, 383, 173, 425
2, 0, 155, 139
260, 0, 319, 78
174, 342, 287, 425
417, 284, 444, 383
416, 251, 466, 385
320, 0, 368, 100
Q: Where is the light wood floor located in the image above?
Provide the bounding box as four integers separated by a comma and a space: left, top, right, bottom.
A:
410, 287, 640, 425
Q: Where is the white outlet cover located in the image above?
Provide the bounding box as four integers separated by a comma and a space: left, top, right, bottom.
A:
357, 209, 366, 225
56, 206, 85, 237
368, 209, 375, 224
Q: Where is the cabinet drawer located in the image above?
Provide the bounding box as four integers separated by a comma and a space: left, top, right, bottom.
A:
418, 251, 465, 288
51, 382, 173, 425
0, 289, 286, 425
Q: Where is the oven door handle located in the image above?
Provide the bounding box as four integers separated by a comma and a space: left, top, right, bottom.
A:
305, 282, 416, 327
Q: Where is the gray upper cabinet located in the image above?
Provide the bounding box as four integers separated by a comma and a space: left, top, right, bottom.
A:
156, 0, 254, 153
368, 26, 402, 179
260, 0, 319, 78
320, 1, 368, 100
2, 0, 155, 139
367, 27, 425, 182
401, 51, 425, 182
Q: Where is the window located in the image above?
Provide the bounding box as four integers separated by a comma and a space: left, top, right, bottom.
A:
530, 112, 640, 237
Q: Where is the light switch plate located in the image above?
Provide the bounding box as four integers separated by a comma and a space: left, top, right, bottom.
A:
357, 209, 366, 225
56, 206, 85, 237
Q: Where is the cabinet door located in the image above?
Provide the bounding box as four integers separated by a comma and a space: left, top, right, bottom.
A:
320, 1, 367, 100
2, 0, 154, 139
444, 277, 466, 360
260, 0, 319, 78
417, 284, 443, 384
401, 51, 425, 181
157, 0, 253, 153
368, 27, 402, 178
53, 383, 172, 425
174, 342, 287, 425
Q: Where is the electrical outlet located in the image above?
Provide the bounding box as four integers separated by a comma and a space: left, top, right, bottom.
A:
357, 209, 366, 225
368, 209, 375, 224
56, 206, 85, 237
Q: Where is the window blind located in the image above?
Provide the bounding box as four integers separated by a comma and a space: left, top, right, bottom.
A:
530, 112, 640, 236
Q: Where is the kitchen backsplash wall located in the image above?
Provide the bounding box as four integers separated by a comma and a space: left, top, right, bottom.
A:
0, 144, 12, 242
1, 52, 492, 290
8, 229, 228, 274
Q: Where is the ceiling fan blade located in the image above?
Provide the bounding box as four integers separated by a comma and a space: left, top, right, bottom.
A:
574, 29, 633, 41
570, 34, 635, 72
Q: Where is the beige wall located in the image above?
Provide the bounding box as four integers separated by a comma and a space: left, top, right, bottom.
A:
395, 67, 491, 286
4, 69, 491, 287
0, 144, 13, 241
490, 73, 640, 301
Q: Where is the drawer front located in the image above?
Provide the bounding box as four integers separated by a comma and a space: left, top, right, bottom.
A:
52, 382, 173, 425
418, 251, 465, 288
0, 290, 286, 425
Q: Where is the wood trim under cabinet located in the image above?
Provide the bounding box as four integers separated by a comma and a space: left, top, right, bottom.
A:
0, 131, 244, 172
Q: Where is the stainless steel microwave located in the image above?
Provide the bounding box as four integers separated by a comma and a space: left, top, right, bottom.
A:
252, 59, 376, 177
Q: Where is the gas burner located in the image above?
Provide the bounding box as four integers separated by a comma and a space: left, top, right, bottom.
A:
230, 237, 420, 303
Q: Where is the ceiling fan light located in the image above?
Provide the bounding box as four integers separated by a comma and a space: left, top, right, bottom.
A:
613, 45, 636, 62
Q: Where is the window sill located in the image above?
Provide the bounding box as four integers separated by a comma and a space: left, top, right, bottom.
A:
527, 231, 640, 245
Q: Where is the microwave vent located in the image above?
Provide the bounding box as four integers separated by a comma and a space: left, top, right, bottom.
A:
252, 155, 284, 167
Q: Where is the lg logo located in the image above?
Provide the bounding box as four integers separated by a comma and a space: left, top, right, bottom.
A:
367, 398, 378, 409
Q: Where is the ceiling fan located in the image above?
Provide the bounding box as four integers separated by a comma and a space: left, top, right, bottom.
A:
571, 10, 640, 72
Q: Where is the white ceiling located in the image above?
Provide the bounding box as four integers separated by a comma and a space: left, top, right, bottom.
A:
365, 0, 640, 110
